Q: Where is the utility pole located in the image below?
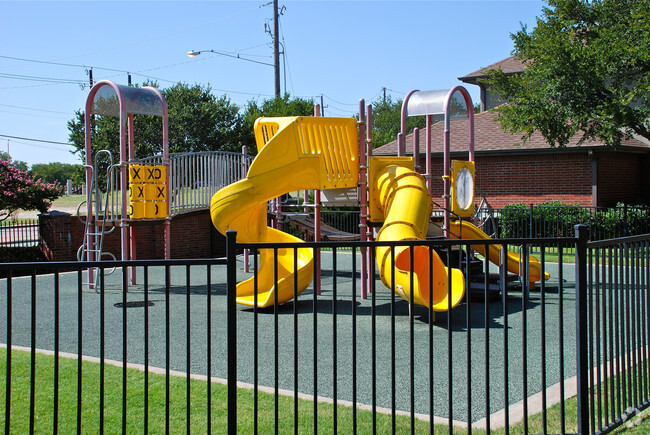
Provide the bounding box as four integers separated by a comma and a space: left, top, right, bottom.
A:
273, 0, 281, 98
383, 87, 386, 103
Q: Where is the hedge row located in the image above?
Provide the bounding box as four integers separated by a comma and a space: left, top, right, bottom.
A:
497, 201, 650, 240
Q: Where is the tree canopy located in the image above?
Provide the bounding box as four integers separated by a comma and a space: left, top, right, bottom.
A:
485, 0, 650, 147
31, 162, 83, 186
240, 94, 316, 152
68, 84, 318, 160
369, 95, 425, 148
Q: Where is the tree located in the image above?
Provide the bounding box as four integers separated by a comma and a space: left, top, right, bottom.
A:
369, 95, 426, 148
31, 162, 83, 186
0, 151, 29, 171
67, 82, 248, 162
0, 159, 64, 220
240, 94, 316, 152
485, 0, 650, 147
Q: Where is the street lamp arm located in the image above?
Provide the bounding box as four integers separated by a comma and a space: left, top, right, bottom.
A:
186, 49, 274, 67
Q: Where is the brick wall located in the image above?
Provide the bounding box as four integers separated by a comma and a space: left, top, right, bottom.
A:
596, 151, 650, 207
39, 210, 226, 262
420, 150, 594, 209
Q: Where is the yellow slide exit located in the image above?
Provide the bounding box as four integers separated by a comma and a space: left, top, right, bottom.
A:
449, 220, 550, 285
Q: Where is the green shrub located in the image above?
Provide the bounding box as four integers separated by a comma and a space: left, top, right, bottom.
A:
0, 247, 48, 277
498, 202, 650, 240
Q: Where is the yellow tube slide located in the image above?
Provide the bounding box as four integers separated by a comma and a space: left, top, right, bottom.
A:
375, 165, 465, 311
210, 116, 359, 307
448, 220, 550, 284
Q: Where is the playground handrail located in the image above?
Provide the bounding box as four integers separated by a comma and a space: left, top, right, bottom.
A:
130, 150, 254, 217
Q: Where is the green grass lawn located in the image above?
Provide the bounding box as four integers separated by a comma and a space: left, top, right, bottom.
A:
2, 347, 649, 433
0, 348, 441, 433
51, 194, 86, 209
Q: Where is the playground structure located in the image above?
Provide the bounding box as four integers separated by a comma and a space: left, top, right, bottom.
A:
210, 86, 550, 311
77, 80, 548, 304
78, 80, 252, 290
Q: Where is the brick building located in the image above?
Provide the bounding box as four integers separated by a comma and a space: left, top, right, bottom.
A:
373, 57, 650, 208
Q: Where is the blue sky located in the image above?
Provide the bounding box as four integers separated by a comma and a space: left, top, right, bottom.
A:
0, 0, 545, 166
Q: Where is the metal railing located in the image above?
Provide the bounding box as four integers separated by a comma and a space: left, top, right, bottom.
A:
1, 228, 649, 433
96, 150, 253, 219
0, 219, 39, 248
281, 210, 361, 241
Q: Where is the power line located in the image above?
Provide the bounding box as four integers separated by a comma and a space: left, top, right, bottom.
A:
0, 134, 75, 146
322, 94, 359, 107
0, 72, 85, 85
0, 103, 73, 115
0, 110, 70, 120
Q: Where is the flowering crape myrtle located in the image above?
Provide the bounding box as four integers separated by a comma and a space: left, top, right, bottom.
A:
0, 160, 64, 221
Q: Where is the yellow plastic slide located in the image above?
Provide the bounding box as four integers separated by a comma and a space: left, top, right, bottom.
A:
374, 164, 465, 311
210, 116, 359, 307
448, 220, 550, 284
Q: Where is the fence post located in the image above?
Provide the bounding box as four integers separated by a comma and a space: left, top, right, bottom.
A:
574, 224, 589, 434
529, 203, 534, 239
226, 230, 237, 434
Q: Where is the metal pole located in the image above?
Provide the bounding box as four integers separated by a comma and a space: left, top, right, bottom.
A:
443, 126, 450, 238
128, 114, 137, 285
366, 104, 374, 296
575, 224, 589, 435
314, 104, 321, 295
358, 100, 368, 299
242, 146, 250, 273
413, 128, 420, 172
399, 89, 419, 157
426, 116, 432, 194
226, 230, 238, 433
273, 0, 280, 98
530, 203, 534, 239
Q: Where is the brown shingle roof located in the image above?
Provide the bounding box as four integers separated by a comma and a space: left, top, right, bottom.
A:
372, 110, 649, 156
459, 55, 527, 82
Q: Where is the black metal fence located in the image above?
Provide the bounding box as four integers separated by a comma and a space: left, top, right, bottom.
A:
581, 233, 650, 433
491, 204, 650, 242
0, 219, 39, 248
280, 204, 650, 248
1, 228, 649, 433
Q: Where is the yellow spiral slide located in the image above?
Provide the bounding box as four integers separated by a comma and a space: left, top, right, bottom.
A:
211, 116, 464, 310
371, 161, 465, 311
210, 116, 359, 307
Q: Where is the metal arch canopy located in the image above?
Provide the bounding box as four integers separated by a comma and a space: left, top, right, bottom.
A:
91, 83, 165, 117
404, 88, 469, 120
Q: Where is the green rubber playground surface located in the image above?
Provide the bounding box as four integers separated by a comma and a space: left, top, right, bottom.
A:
0, 251, 576, 427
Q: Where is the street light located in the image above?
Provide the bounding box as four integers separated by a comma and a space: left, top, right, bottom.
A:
186, 49, 274, 68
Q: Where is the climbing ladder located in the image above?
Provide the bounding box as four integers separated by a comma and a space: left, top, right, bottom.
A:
77, 150, 118, 290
